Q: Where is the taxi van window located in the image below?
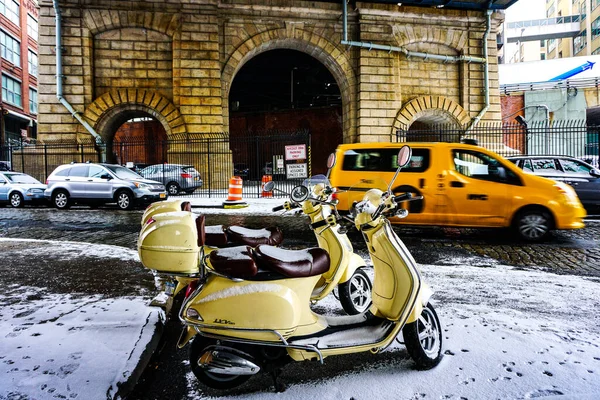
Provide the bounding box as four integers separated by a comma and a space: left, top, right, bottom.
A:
342, 148, 430, 173
453, 150, 521, 185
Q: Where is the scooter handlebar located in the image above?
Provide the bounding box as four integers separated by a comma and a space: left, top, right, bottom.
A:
272, 204, 285, 212
393, 193, 423, 203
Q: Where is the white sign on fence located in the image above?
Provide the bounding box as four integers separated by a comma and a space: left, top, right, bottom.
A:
286, 163, 308, 179
285, 144, 306, 160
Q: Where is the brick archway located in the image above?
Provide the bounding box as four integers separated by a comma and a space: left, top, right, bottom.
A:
82, 9, 181, 36
392, 96, 470, 134
82, 89, 186, 141
222, 28, 357, 141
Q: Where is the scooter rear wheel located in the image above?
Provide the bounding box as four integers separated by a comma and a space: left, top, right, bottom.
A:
402, 302, 443, 370
189, 337, 251, 390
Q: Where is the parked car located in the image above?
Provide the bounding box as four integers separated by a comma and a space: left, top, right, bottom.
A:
139, 164, 202, 195
507, 155, 600, 212
578, 155, 599, 169
329, 142, 586, 242
0, 161, 11, 171
44, 163, 167, 210
0, 171, 47, 208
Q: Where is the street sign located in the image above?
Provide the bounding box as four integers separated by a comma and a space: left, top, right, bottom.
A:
286, 163, 307, 179
285, 144, 306, 160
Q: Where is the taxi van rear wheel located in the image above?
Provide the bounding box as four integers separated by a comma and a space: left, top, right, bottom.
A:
514, 208, 553, 242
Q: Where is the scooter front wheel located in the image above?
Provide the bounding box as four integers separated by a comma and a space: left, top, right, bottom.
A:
339, 268, 373, 315
402, 302, 443, 370
189, 336, 251, 390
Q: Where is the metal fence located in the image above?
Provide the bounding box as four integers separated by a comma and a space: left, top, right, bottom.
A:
395, 120, 600, 165
0, 131, 311, 199
2, 121, 600, 199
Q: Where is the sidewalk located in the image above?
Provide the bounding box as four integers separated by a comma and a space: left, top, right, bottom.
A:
0, 238, 162, 400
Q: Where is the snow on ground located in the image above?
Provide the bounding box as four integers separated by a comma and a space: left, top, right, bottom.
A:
0, 288, 163, 400
1, 203, 600, 399
0, 237, 140, 262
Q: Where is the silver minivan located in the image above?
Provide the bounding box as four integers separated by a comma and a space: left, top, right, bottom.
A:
44, 163, 167, 210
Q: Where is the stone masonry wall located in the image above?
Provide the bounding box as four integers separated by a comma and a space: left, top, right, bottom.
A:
37, 0, 503, 145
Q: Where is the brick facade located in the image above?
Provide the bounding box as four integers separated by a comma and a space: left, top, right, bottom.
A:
37, 0, 503, 147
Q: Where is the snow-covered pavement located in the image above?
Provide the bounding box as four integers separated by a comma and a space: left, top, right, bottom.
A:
1, 199, 599, 399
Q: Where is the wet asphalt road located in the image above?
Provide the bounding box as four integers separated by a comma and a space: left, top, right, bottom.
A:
1, 205, 599, 277
1, 205, 600, 399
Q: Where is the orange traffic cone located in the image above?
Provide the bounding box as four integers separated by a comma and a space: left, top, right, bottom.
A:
223, 176, 248, 208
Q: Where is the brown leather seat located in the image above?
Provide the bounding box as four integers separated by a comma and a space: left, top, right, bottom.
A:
225, 226, 283, 246
253, 245, 330, 278
209, 246, 258, 278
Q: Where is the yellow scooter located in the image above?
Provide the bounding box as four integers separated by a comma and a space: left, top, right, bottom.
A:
272, 172, 372, 314
137, 145, 443, 390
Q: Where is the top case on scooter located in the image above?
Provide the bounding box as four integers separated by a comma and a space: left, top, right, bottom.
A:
138, 211, 200, 274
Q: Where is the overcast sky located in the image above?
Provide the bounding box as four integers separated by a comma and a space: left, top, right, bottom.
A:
505, 0, 546, 22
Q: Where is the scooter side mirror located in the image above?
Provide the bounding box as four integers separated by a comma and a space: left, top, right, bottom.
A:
397, 145, 412, 168
326, 153, 336, 169
325, 153, 336, 180
386, 145, 412, 193
263, 181, 275, 192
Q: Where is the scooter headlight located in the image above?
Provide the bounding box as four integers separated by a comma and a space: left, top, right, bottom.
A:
186, 307, 203, 321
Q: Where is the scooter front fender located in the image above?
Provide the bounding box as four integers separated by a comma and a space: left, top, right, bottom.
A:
406, 282, 433, 324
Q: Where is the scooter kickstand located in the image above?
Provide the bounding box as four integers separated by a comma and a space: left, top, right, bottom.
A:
270, 368, 286, 392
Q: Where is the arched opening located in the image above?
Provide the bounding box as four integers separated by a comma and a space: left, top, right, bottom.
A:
105, 110, 168, 167
228, 49, 343, 177
407, 112, 462, 142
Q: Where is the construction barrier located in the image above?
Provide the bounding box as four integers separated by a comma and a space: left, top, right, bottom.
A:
261, 175, 273, 198
223, 176, 248, 208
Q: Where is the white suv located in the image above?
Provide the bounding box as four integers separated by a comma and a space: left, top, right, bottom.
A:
44, 163, 167, 210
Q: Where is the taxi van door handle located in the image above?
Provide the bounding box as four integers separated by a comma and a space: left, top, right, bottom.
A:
419, 178, 425, 189
450, 181, 465, 188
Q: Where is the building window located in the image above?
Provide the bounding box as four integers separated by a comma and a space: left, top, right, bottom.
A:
547, 3, 556, 17
575, 29, 587, 53
0, 0, 20, 26
27, 14, 38, 40
559, 50, 563, 58
548, 38, 557, 52
581, 1, 587, 18
594, 0, 600, 10
1, 30, 21, 67
541, 53, 546, 60
28, 50, 37, 76
29, 88, 37, 114
593, 17, 600, 39
2, 74, 22, 107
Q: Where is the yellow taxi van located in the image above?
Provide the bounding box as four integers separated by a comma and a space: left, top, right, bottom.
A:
329, 142, 586, 241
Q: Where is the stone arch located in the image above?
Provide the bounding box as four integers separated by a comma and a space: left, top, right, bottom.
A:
392, 95, 470, 135
82, 9, 181, 37
82, 89, 186, 142
222, 28, 357, 142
